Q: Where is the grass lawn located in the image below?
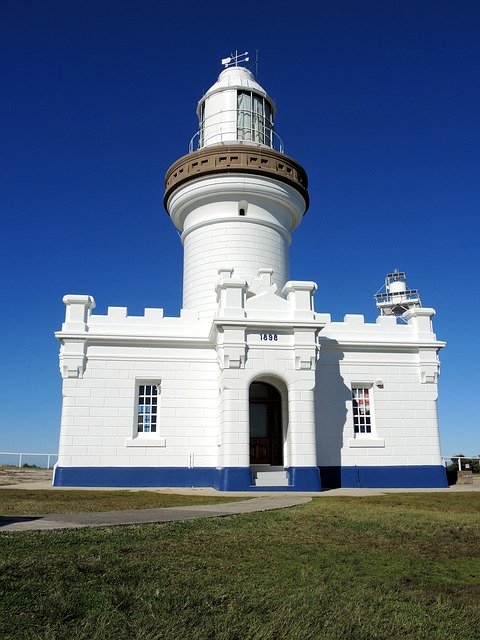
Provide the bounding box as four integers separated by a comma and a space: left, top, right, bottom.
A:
1, 493, 479, 640
0, 489, 246, 515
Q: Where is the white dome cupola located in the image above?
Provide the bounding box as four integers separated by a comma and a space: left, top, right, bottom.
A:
193, 66, 278, 151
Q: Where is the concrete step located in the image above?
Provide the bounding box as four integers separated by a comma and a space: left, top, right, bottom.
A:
253, 469, 289, 487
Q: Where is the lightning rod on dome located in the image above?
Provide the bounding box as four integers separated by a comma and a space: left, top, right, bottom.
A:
221, 51, 250, 68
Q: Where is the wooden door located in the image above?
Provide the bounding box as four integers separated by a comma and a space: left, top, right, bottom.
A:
249, 382, 283, 466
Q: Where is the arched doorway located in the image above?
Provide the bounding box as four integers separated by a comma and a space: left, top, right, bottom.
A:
249, 381, 283, 466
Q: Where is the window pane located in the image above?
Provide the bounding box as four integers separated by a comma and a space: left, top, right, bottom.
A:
250, 404, 268, 437
137, 383, 160, 435
237, 91, 252, 141
250, 382, 269, 400
352, 388, 372, 434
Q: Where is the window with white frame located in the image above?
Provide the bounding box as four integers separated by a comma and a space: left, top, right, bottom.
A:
137, 384, 159, 434
352, 387, 372, 435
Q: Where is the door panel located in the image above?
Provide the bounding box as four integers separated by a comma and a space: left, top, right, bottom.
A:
249, 382, 283, 466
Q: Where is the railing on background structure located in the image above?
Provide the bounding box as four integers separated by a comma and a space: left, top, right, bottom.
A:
374, 290, 420, 304
0, 452, 58, 469
444, 456, 480, 471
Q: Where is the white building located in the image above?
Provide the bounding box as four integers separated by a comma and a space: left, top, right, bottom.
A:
54, 61, 447, 490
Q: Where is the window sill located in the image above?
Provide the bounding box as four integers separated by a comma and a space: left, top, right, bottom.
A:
348, 438, 385, 448
125, 437, 166, 448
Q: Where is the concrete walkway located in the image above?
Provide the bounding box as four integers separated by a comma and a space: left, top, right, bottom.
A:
0, 495, 311, 532
3, 479, 480, 494
2, 483, 479, 532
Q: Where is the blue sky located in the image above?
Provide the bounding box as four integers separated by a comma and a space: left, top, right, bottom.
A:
1, 0, 478, 458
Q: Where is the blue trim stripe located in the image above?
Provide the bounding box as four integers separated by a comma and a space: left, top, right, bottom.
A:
53, 466, 216, 488
318, 465, 448, 489
53, 465, 448, 490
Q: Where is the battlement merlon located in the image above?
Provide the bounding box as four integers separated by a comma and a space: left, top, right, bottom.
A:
403, 307, 436, 335
61, 295, 95, 332
283, 281, 317, 320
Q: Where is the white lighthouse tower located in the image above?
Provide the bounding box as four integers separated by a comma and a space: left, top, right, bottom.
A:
164, 58, 309, 316
54, 56, 447, 492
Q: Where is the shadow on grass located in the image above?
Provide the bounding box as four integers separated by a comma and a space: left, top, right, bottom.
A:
0, 515, 43, 528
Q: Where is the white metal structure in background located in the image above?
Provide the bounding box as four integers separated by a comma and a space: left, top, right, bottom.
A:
374, 269, 422, 316
0, 451, 58, 469
444, 456, 480, 471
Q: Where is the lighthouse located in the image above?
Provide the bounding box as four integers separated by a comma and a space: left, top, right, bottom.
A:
164, 59, 308, 316
54, 56, 447, 491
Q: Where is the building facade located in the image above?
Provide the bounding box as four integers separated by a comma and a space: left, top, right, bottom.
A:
54, 63, 447, 490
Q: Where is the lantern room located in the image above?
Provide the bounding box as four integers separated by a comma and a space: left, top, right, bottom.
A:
191, 65, 280, 151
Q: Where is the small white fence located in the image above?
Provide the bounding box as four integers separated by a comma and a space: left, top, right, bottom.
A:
1, 452, 477, 472
0, 452, 58, 469
444, 456, 480, 471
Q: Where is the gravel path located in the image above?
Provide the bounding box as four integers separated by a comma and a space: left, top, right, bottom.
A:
0, 467, 52, 487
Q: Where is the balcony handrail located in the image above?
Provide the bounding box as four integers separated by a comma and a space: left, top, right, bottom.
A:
188, 108, 284, 153
189, 129, 284, 153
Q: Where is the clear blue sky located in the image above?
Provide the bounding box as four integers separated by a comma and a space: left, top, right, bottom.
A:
1, 0, 478, 457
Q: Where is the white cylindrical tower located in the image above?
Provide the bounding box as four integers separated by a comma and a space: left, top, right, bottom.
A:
164, 65, 309, 317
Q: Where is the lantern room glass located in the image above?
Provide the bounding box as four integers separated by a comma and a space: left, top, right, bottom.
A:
237, 91, 273, 147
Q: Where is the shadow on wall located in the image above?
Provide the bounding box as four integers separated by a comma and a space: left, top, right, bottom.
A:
314, 339, 349, 488
446, 469, 458, 485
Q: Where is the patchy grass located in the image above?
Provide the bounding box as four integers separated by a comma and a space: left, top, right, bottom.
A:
0, 489, 246, 515
1, 493, 479, 640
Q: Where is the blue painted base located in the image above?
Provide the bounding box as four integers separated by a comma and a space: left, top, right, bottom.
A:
53, 466, 322, 491
318, 465, 448, 489
53, 466, 216, 488
287, 466, 322, 492
53, 465, 448, 490
214, 467, 252, 492
214, 466, 322, 491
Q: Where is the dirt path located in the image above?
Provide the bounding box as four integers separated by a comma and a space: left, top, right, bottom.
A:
0, 467, 53, 487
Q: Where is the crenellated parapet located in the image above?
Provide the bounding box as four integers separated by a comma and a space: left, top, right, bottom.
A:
320, 308, 441, 345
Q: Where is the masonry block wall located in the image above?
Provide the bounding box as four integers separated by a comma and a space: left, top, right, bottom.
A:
314, 312, 444, 487
183, 220, 289, 312
58, 347, 220, 470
